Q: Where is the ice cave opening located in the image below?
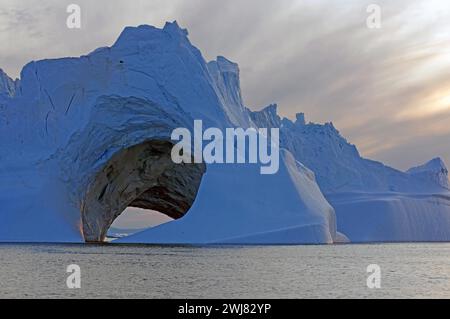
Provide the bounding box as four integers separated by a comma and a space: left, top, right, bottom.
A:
107, 207, 174, 240
81, 140, 206, 243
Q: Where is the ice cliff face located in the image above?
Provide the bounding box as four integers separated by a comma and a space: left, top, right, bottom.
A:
407, 158, 449, 189
0, 69, 19, 112
207, 56, 253, 128
0, 22, 338, 244
0, 69, 17, 98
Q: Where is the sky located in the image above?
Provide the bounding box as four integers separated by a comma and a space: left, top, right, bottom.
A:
1, 0, 450, 171
111, 208, 172, 230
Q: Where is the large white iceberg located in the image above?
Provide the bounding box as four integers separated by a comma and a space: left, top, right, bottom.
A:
1, 21, 450, 244
0, 22, 339, 244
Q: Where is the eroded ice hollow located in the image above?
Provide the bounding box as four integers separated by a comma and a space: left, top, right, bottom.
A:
82, 140, 205, 242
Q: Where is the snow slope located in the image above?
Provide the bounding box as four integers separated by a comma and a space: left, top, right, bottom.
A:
118, 150, 338, 244
0, 22, 338, 244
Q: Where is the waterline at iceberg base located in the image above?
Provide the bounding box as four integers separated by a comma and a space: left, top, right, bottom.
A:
1, 22, 450, 244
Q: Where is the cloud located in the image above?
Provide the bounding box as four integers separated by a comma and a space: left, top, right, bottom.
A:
1, 0, 450, 170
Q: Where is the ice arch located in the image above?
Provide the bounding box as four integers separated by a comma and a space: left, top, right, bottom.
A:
52, 94, 208, 243
82, 140, 205, 242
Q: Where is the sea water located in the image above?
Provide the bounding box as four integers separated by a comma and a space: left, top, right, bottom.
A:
0, 243, 449, 298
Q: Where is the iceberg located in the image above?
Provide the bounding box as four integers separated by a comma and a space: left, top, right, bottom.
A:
0, 22, 338, 244
1, 21, 449, 244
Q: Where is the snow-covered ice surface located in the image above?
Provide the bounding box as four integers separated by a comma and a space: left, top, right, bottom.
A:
1, 21, 450, 244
